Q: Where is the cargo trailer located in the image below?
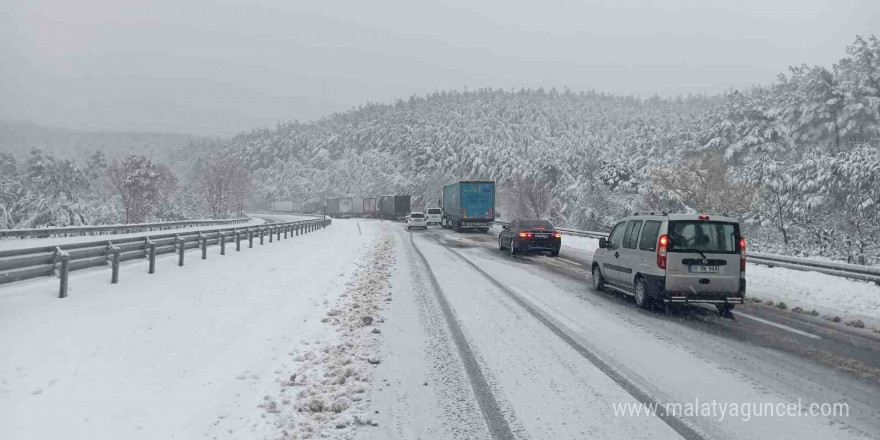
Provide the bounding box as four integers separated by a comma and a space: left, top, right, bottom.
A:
363, 198, 378, 217
441, 181, 496, 232
378, 195, 395, 220
394, 195, 411, 219
351, 198, 364, 217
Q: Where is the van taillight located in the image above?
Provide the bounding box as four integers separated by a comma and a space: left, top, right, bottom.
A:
657, 234, 668, 269
740, 237, 746, 273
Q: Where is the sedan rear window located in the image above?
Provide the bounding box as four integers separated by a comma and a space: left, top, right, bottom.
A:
518, 220, 553, 230
410, 213, 425, 219
668, 221, 739, 254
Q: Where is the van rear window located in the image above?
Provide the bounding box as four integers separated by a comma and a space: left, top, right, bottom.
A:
427, 209, 441, 214
668, 221, 740, 254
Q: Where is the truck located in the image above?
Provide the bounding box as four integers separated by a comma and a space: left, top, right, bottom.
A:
351, 198, 364, 217
441, 181, 496, 232
378, 196, 395, 220
271, 201, 294, 212
363, 198, 378, 218
326, 198, 341, 217
394, 195, 411, 219
326, 198, 353, 218
302, 201, 321, 214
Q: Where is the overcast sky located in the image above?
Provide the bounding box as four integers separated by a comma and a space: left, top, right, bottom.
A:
1, 0, 878, 136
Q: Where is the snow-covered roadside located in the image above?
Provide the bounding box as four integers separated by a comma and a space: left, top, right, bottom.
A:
746, 264, 880, 323
0, 218, 376, 440
0, 217, 266, 251
254, 225, 395, 439
560, 233, 600, 254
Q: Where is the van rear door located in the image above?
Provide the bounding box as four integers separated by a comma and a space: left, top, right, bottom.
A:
664, 220, 742, 294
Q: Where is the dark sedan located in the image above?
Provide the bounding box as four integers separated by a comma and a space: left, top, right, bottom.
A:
498, 219, 561, 256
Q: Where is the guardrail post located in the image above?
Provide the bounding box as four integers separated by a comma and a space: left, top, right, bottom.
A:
296, 224, 300, 236
278, 226, 282, 240
269, 226, 274, 243
146, 238, 156, 274
175, 235, 185, 266
200, 233, 207, 259
235, 230, 241, 251
56, 247, 70, 298
260, 227, 265, 245
108, 243, 120, 284
219, 230, 226, 255
248, 228, 254, 248
284, 225, 288, 239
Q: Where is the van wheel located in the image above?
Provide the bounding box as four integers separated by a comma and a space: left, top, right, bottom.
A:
498, 236, 505, 251
716, 304, 735, 318
634, 277, 652, 309
591, 266, 604, 291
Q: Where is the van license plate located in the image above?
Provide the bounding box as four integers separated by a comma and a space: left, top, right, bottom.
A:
688, 265, 719, 273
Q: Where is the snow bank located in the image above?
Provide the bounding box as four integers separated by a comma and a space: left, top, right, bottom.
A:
560, 234, 599, 254
746, 263, 880, 322
259, 225, 395, 439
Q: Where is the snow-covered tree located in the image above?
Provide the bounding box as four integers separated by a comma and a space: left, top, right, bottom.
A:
106, 155, 177, 224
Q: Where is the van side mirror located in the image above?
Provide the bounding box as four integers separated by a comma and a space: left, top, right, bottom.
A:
502, 225, 509, 230
598, 237, 607, 248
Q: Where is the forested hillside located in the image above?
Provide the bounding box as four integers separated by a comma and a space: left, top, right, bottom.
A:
232, 36, 880, 263
2, 36, 877, 264
0, 122, 242, 229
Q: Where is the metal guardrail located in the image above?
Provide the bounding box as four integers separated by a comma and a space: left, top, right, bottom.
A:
747, 252, 880, 284
495, 221, 880, 284
0, 218, 253, 239
0, 218, 332, 298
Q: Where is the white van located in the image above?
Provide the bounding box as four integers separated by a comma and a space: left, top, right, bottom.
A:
591, 212, 746, 316
425, 208, 442, 226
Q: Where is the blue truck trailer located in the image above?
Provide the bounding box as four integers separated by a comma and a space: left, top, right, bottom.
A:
441, 181, 496, 232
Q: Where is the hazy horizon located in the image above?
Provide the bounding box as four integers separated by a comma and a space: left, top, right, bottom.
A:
2, 0, 878, 136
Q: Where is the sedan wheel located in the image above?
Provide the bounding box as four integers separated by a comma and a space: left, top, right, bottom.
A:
498, 236, 505, 251
592, 266, 604, 291
510, 240, 517, 256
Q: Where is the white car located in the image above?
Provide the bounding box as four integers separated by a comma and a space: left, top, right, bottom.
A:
426, 208, 442, 225
407, 212, 428, 230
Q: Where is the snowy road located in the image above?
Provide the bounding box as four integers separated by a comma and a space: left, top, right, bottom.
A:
370, 222, 880, 440
2, 219, 879, 440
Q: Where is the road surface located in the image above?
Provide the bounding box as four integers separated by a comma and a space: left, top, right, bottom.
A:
367, 221, 880, 440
